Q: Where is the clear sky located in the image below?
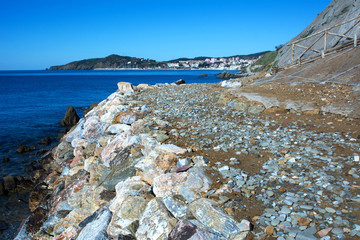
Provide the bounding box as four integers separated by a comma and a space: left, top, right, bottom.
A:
0, 0, 331, 70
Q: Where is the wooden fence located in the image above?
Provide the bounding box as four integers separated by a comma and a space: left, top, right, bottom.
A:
287, 15, 360, 65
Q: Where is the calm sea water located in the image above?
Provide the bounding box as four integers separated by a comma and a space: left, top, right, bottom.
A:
0, 70, 231, 178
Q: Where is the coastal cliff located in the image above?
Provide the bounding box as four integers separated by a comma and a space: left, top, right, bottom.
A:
16, 80, 360, 239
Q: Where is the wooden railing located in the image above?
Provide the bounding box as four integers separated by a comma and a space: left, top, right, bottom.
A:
287, 15, 360, 65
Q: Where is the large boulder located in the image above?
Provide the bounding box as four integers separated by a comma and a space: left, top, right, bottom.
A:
77, 207, 113, 240
60, 105, 80, 127
135, 198, 177, 240
188, 198, 251, 239
117, 82, 135, 93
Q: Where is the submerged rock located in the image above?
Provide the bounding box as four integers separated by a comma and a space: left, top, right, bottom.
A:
16, 145, 36, 153
60, 105, 80, 127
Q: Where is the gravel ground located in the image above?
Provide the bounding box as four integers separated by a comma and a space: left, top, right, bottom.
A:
136, 83, 360, 240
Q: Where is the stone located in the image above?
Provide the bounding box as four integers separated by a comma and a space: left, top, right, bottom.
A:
2, 157, 10, 163
3, 175, 16, 190
248, 104, 265, 114
39, 137, 53, 145
112, 111, 138, 125
168, 219, 222, 240
295, 231, 318, 240
40, 210, 71, 235
156, 144, 187, 155
179, 167, 212, 202
60, 105, 80, 126
325, 207, 336, 213
101, 133, 139, 167
162, 195, 188, 219
317, 227, 332, 238
117, 82, 135, 93
220, 80, 242, 88
265, 225, 274, 235
82, 116, 108, 143
16, 145, 35, 153
298, 217, 310, 226
198, 73, 208, 78
175, 165, 192, 173
137, 84, 151, 90
0, 182, 4, 195
174, 79, 186, 85
77, 207, 112, 240
136, 198, 177, 240
232, 101, 248, 113
84, 102, 99, 116
107, 124, 131, 135
107, 196, 148, 237
188, 198, 250, 239
153, 172, 189, 198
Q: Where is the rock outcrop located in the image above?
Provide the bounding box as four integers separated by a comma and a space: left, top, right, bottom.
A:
17, 82, 252, 240
60, 105, 80, 126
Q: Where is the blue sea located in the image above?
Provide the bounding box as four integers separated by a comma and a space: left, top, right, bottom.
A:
0, 70, 232, 178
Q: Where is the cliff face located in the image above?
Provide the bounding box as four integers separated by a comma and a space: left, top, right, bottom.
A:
49, 55, 164, 70
277, 0, 360, 66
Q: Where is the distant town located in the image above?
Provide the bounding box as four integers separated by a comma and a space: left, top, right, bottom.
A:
48, 52, 269, 71
165, 56, 260, 70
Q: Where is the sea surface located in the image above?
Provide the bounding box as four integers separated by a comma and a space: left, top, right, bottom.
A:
0, 69, 233, 178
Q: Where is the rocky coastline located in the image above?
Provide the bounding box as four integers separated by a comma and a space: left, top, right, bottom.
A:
14, 81, 360, 240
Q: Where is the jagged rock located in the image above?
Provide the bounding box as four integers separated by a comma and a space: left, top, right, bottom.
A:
40, 210, 71, 235
112, 111, 138, 125
101, 133, 139, 167
153, 172, 189, 198
53, 141, 74, 164
117, 82, 135, 93
0, 182, 4, 195
137, 84, 151, 90
77, 207, 112, 240
220, 80, 242, 87
3, 175, 16, 190
108, 177, 152, 237
39, 137, 53, 145
162, 195, 188, 219
217, 71, 236, 79
135, 198, 177, 240
188, 198, 250, 239
168, 219, 222, 240
179, 166, 212, 202
106, 124, 131, 135
174, 79, 186, 85
247, 104, 265, 114
84, 102, 99, 116
16, 145, 36, 153
53, 208, 90, 235
82, 116, 109, 143
60, 105, 80, 126
230, 101, 248, 113
156, 144, 186, 155
198, 73, 208, 78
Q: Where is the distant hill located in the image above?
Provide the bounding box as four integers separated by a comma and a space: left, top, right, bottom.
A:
48, 54, 166, 70
48, 51, 270, 70
166, 51, 270, 63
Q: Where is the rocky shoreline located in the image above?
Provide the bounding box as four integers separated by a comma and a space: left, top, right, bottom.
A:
14, 81, 360, 239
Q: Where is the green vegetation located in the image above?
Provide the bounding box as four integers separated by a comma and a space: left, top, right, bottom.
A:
340, 6, 350, 15
252, 51, 278, 72
254, 51, 278, 67
302, 27, 315, 38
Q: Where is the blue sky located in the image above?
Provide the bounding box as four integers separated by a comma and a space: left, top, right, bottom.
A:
0, 0, 331, 70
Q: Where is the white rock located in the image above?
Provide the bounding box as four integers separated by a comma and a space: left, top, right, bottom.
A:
220, 80, 242, 88
136, 198, 176, 240
117, 82, 135, 93
156, 144, 186, 155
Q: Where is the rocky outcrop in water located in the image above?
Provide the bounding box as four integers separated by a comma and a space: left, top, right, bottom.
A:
60, 105, 80, 127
